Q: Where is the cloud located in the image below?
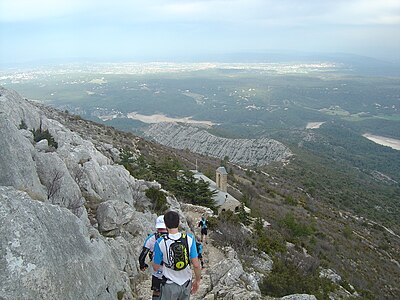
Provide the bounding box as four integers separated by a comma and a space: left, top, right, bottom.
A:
0, 0, 90, 22
0, 0, 398, 63
330, 0, 400, 25
1, 0, 399, 26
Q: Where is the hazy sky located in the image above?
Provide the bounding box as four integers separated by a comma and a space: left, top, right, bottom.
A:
0, 0, 399, 65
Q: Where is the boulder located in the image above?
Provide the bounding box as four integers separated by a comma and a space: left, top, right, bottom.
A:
97, 200, 135, 234
0, 87, 43, 130
0, 186, 133, 300
34, 139, 49, 152
248, 251, 274, 279
80, 160, 144, 207
0, 115, 46, 200
208, 246, 261, 299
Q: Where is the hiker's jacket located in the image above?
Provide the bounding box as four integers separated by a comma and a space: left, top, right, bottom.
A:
139, 233, 165, 278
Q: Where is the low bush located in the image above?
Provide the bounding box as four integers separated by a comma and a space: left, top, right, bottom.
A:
19, 120, 28, 130
280, 213, 315, 239
31, 125, 58, 148
260, 256, 335, 299
145, 187, 168, 214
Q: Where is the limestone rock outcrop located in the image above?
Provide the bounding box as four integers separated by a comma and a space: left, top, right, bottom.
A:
207, 247, 261, 299
0, 87, 157, 299
0, 186, 131, 300
0, 115, 47, 200
97, 200, 135, 234
144, 122, 292, 166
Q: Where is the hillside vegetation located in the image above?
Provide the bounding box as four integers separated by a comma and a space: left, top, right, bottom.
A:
36, 103, 400, 299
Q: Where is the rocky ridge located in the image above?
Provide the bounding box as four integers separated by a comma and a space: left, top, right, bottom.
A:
144, 122, 293, 167
0, 87, 262, 299
0, 87, 156, 299
0, 86, 321, 299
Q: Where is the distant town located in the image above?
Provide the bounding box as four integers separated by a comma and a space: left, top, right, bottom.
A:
0, 62, 339, 83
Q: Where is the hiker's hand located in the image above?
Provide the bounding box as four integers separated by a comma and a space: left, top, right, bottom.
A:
191, 279, 200, 294
140, 264, 148, 271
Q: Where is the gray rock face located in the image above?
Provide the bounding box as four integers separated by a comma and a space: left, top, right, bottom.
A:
0, 115, 47, 200
35, 151, 85, 215
0, 87, 157, 299
97, 200, 135, 233
319, 268, 342, 283
144, 122, 292, 166
0, 87, 44, 130
80, 161, 145, 207
208, 247, 261, 299
0, 186, 131, 300
0, 86, 147, 215
248, 250, 274, 282
281, 295, 317, 300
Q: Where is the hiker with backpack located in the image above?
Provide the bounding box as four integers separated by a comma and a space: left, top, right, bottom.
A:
196, 239, 204, 269
153, 211, 202, 299
139, 215, 168, 300
198, 216, 208, 243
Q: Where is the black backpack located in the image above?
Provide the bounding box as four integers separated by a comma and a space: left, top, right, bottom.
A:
164, 233, 190, 271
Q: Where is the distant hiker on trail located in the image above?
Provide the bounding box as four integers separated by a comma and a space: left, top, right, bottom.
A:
139, 215, 168, 300
198, 216, 208, 243
196, 239, 204, 269
153, 211, 201, 300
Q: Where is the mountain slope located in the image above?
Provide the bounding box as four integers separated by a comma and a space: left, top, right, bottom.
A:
2, 86, 398, 299
144, 122, 293, 166
0, 87, 273, 299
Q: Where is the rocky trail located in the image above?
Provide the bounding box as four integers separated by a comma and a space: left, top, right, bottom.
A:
137, 208, 225, 300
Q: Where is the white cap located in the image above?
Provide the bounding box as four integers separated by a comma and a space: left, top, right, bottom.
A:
155, 215, 166, 229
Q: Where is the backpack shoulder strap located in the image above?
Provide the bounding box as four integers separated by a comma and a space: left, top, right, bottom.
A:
180, 233, 190, 265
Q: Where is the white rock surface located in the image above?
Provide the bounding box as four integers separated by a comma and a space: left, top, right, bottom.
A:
0, 113, 47, 200
144, 122, 293, 166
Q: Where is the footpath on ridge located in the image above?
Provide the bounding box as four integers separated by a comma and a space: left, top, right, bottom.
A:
137, 208, 225, 300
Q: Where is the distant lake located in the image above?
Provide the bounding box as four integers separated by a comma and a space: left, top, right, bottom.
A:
363, 133, 400, 151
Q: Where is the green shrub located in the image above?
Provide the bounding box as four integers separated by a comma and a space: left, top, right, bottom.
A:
117, 291, 125, 300
343, 225, 353, 239
253, 219, 286, 254
217, 210, 241, 224
205, 216, 218, 230
280, 213, 315, 238
237, 203, 251, 225
284, 195, 297, 206
19, 120, 28, 130
145, 187, 168, 214
31, 124, 58, 149
212, 210, 252, 253
260, 256, 335, 299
